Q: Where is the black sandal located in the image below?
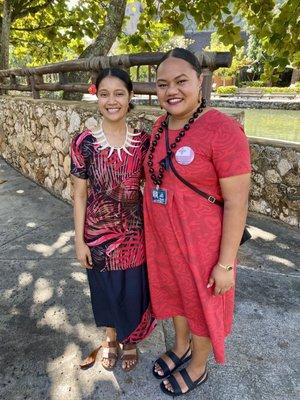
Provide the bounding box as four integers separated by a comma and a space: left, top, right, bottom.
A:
160, 367, 208, 397
152, 347, 192, 379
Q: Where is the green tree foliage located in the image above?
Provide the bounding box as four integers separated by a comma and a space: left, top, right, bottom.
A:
0, 0, 125, 68
205, 32, 250, 79
1, 0, 299, 76
138, 0, 299, 81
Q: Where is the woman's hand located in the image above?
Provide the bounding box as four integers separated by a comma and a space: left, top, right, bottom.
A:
75, 241, 93, 269
207, 264, 235, 295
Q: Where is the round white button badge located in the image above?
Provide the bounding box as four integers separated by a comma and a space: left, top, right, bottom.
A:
175, 146, 195, 165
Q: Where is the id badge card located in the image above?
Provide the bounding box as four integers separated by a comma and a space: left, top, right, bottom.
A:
152, 188, 168, 205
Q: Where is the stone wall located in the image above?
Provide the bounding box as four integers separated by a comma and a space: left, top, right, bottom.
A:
0, 97, 160, 203
210, 97, 300, 110
249, 138, 299, 226
0, 96, 299, 227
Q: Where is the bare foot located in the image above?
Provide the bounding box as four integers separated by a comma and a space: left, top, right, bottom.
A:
121, 343, 138, 372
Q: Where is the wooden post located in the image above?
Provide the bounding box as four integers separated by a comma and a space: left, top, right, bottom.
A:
148, 65, 152, 106
201, 68, 213, 104
10, 74, 17, 86
29, 75, 40, 99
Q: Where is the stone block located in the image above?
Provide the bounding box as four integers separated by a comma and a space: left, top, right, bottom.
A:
252, 173, 264, 186
250, 183, 262, 198
264, 184, 281, 207
58, 153, 64, 166
63, 155, 71, 176
249, 199, 271, 215
84, 117, 97, 130
49, 166, 56, 183
282, 148, 296, 163
44, 176, 52, 189
68, 111, 81, 134
43, 143, 52, 155
277, 159, 292, 176
279, 212, 298, 226
40, 115, 49, 127
51, 151, 59, 169
265, 169, 282, 183
284, 171, 300, 187
53, 137, 63, 152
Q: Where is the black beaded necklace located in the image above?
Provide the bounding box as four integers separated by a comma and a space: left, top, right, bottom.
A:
147, 98, 206, 187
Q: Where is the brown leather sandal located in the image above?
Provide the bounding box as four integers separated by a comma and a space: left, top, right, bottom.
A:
121, 343, 139, 372
79, 341, 119, 371
101, 340, 119, 371
80, 346, 102, 370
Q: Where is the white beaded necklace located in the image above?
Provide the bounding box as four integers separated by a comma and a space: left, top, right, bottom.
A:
92, 123, 141, 161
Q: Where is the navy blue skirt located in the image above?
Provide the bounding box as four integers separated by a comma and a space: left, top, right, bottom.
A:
86, 264, 155, 343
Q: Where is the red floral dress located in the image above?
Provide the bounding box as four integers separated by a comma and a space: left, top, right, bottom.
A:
143, 109, 251, 363
70, 129, 156, 344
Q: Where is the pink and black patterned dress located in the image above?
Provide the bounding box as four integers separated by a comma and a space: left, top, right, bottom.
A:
70, 128, 156, 344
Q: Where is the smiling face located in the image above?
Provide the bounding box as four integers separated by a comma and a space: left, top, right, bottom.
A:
97, 76, 132, 122
156, 57, 202, 119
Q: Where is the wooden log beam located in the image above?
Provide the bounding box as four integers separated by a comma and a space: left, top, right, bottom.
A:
1, 81, 156, 95
0, 85, 31, 91
0, 51, 232, 77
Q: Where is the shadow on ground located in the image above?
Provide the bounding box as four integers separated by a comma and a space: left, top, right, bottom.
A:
0, 158, 299, 400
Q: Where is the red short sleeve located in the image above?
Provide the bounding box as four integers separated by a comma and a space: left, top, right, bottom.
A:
212, 117, 251, 179
70, 131, 90, 179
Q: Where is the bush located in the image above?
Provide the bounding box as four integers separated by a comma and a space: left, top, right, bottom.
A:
262, 87, 300, 94
215, 85, 299, 96
216, 86, 237, 95
293, 81, 300, 88
240, 80, 266, 87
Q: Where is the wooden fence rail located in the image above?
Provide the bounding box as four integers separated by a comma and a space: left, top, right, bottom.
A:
0, 51, 232, 101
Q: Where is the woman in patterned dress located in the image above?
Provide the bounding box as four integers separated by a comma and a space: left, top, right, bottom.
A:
143, 48, 251, 396
70, 68, 155, 372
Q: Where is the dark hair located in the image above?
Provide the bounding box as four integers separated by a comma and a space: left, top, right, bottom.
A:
158, 47, 202, 76
95, 68, 134, 110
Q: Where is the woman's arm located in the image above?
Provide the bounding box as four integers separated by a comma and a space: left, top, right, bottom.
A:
207, 173, 251, 295
73, 176, 93, 269
218, 172, 251, 264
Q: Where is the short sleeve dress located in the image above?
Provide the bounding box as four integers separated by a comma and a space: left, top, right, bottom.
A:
143, 109, 251, 363
70, 128, 156, 344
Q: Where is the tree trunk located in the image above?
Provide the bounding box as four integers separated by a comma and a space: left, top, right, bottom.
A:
62, 0, 127, 100
0, 0, 12, 70
290, 68, 300, 85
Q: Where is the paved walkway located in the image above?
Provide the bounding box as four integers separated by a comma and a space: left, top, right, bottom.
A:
0, 157, 299, 400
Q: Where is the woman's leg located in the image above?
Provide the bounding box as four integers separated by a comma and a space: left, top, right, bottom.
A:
154, 315, 191, 376
162, 334, 212, 393
101, 327, 118, 369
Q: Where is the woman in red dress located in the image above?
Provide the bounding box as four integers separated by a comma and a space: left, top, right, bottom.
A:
143, 48, 251, 396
